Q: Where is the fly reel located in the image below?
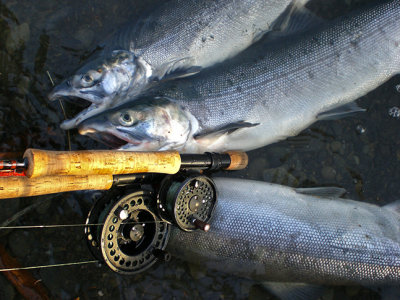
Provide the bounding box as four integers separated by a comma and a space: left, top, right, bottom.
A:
85, 173, 217, 274
157, 175, 217, 232
85, 188, 170, 274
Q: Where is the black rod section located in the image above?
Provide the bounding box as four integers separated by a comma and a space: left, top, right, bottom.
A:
180, 152, 231, 170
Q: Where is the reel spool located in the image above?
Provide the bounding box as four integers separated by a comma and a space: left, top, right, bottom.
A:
85, 189, 170, 274
157, 175, 217, 232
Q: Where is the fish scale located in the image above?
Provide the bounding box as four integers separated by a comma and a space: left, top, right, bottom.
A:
166, 178, 400, 285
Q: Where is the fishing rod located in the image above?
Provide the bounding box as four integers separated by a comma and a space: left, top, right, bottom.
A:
15, 149, 247, 177
0, 149, 248, 276
0, 149, 247, 199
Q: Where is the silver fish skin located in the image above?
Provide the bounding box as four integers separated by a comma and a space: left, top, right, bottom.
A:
166, 178, 400, 285
79, 0, 400, 153
49, 0, 303, 129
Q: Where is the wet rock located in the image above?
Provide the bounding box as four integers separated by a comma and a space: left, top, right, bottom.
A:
188, 262, 207, 280
263, 167, 298, 187
34, 197, 53, 215
247, 157, 268, 178
265, 147, 290, 168
355, 124, 366, 135
330, 141, 342, 153
0, 198, 21, 237
8, 230, 35, 258
248, 284, 274, 300
0, 198, 20, 222
321, 287, 334, 300
75, 28, 95, 49
346, 286, 361, 297
362, 144, 374, 158
0, 274, 16, 300
321, 166, 336, 181
388, 106, 400, 119
17, 75, 31, 95
330, 123, 344, 136
6, 23, 30, 53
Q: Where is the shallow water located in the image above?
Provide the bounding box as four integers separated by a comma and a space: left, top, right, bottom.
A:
0, 0, 398, 299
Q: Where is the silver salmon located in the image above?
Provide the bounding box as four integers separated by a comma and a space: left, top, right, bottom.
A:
167, 177, 400, 285
78, 0, 400, 153
49, 0, 308, 129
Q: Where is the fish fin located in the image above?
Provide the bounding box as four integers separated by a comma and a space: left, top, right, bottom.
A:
261, 282, 325, 300
161, 65, 202, 81
295, 187, 347, 198
384, 200, 400, 216
270, 0, 324, 36
317, 102, 366, 121
194, 121, 259, 141
156, 57, 202, 81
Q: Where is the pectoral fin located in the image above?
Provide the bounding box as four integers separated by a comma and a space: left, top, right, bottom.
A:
194, 121, 259, 143
270, 0, 324, 36
317, 102, 366, 120
261, 282, 326, 300
157, 57, 202, 81
295, 187, 347, 198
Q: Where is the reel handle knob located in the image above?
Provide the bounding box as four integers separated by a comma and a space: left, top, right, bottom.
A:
152, 249, 171, 262
189, 216, 210, 232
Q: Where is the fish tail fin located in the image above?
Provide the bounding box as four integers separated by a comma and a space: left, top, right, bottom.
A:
384, 200, 400, 216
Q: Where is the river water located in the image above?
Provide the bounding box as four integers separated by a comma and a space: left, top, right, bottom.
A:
0, 0, 398, 299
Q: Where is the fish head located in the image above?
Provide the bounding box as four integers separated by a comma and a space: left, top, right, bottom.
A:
48, 50, 139, 106
78, 97, 197, 151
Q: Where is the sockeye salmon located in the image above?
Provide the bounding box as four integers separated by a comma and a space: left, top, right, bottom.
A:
78, 0, 400, 153
167, 178, 400, 285
49, 0, 310, 129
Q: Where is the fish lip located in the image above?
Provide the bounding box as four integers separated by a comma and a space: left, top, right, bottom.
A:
89, 132, 129, 148
79, 125, 142, 148
48, 80, 105, 104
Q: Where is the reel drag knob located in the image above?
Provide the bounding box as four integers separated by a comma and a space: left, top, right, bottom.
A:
157, 175, 216, 232
99, 190, 170, 274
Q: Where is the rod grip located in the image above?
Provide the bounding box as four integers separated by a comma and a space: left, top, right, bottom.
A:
224, 151, 248, 170
23, 149, 181, 178
0, 175, 114, 199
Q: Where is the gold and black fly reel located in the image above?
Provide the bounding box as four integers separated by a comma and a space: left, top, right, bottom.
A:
157, 174, 217, 232
85, 180, 171, 275
85, 172, 217, 274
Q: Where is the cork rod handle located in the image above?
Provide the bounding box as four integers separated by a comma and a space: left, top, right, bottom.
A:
24, 149, 181, 178
0, 175, 114, 199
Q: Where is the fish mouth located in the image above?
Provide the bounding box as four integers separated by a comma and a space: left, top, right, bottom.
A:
79, 126, 143, 149
48, 80, 105, 105
60, 96, 92, 108
80, 130, 129, 149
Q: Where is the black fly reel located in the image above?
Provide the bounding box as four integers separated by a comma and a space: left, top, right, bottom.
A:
85, 187, 170, 274
157, 174, 217, 232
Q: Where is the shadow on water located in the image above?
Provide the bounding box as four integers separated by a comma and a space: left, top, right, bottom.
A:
0, 0, 398, 299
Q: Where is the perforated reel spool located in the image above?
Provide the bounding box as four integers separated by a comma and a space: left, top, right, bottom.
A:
85, 189, 121, 262
98, 190, 170, 274
157, 175, 217, 232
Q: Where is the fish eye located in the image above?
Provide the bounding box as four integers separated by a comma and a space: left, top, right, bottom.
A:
81, 70, 102, 87
119, 112, 135, 126
83, 74, 93, 83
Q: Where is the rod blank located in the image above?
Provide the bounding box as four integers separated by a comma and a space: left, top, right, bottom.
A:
0, 175, 113, 199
